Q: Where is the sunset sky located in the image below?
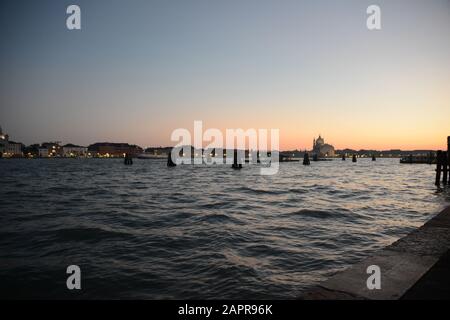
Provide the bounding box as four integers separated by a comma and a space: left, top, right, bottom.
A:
1, 0, 449, 150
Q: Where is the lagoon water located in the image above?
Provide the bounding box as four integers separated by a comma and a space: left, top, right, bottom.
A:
0, 158, 448, 299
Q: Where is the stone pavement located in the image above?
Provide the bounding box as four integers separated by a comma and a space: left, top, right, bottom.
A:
303, 206, 450, 300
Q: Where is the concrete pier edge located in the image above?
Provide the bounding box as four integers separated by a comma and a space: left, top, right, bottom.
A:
302, 206, 450, 300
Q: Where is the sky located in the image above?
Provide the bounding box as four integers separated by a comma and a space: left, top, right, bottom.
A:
0, 0, 449, 150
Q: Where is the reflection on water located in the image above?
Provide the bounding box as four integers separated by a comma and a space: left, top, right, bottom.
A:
0, 158, 448, 299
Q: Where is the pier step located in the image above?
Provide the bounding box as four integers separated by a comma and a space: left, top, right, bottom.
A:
303, 206, 450, 300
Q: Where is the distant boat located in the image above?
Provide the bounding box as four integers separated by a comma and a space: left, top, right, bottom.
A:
400, 155, 436, 164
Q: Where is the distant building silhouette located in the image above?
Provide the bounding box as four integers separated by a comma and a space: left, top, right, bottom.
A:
62, 144, 88, 157
40, 142, 62, 157
88, 142, 143, 157
312, 135, 335, 157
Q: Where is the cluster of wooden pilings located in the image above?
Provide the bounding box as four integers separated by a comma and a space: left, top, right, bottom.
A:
435, 136, 450, 186
124, 153, 133, 165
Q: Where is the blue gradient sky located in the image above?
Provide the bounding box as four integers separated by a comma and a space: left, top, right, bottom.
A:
1, 0, 449, 150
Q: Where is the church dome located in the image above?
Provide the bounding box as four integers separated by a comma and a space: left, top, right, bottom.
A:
312, 135, 335, 157
316, 135, 324, 145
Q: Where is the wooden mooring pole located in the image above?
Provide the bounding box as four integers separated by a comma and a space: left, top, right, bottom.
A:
167, 148, 176, 167
442, 136, 450, 184
435, 150, 443, 186
446, 136, 450, 184
124, 153, 133, 165
303, 153, 310, 165
434, 136, 450, 186
443, 151, 448, 185
232, 149, 242, 169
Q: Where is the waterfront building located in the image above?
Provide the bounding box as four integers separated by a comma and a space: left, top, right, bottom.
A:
312, 135, 335, 157
88, 142, 143, 157
22, 144, 40, 158
38, 147, 49, 158
62, 144, 88, 157
0, 126, 23, 157
40, 142, 62, 157
5, 141, 23, 157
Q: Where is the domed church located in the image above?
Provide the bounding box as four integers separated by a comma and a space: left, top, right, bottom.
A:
312, 135, 335, 157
